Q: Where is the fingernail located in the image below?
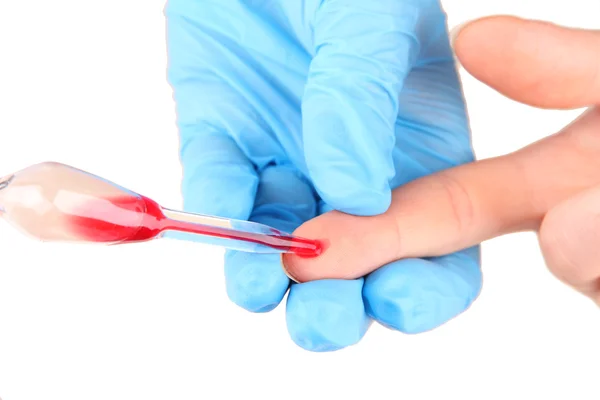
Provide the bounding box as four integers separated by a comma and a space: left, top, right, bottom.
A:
281, 253, 300, 283
449, 19, 475, 49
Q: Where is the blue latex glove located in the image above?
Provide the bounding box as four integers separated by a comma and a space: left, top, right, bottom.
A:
165, 0, 482, 351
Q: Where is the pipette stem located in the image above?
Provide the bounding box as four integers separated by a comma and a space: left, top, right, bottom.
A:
162, 216, 320, 256
157, 203, 322, 257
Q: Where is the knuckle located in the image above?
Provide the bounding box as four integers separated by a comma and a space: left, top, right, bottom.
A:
435, 171, 475, 239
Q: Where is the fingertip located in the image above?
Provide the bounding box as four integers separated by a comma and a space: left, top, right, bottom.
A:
281, 204, 404, 284
452, 15, 522, 60
453, 14, 535, 62
224, 252, 289, 313
286, 279, 370, 352
453, 15, 600, 108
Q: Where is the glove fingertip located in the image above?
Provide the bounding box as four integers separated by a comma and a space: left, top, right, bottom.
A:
315, 177, 392, 216
285, 280, 370, 352
224, 252, 289, 313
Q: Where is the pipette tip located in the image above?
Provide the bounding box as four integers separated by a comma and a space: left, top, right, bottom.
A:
286, 237, 327, 258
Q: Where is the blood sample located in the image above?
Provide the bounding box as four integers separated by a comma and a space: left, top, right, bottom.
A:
0, 162, 324, 257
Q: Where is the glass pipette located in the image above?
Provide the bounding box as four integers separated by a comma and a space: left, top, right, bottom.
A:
0, 162, 323, 257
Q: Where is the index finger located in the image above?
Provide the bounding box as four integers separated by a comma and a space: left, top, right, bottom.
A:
283, 108, 600, 282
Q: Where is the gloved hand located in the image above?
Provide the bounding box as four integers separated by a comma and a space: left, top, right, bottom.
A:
165, 0, 481, 351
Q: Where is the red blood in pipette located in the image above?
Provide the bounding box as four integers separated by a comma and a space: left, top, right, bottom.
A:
66, 194, 323, 257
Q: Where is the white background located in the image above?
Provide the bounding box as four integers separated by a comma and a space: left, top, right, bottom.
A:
0, 1, 599, 399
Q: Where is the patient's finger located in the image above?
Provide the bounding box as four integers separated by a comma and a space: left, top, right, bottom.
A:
283, 108, 600, 283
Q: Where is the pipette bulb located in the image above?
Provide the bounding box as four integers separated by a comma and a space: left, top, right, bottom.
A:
0, 162, 152, 244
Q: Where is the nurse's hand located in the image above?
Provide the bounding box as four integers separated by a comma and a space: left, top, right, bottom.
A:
165, 0, 480, 351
